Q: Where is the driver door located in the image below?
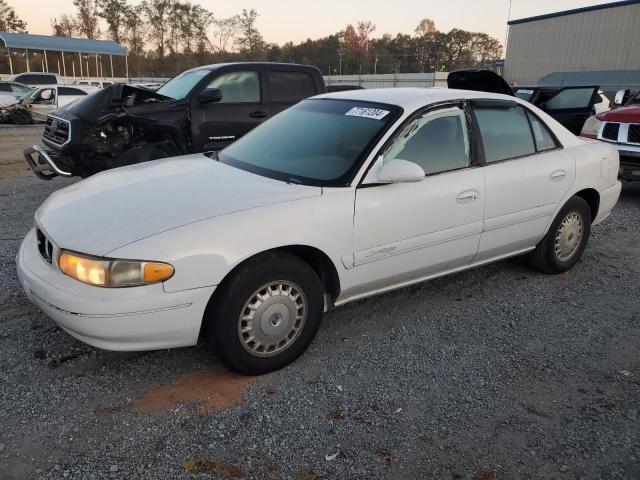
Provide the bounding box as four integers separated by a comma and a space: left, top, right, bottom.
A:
347, 104, 485, 298
29, 88, 56, 123
191, 68, 269, 152
535, 86, 599, 135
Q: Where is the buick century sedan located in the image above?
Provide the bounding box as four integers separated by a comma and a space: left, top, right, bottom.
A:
17, 88, 621, 374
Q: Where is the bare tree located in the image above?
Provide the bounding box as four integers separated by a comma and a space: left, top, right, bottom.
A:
51, 15, 77, 37
141, 0, 172, 61
123, 4, 146, 56
213, 15, 240, 52
236, 9, 265, 56
0, 0, 27, 32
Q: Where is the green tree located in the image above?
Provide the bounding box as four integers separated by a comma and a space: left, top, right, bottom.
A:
97, 0, 128, 43
73, 0, 101, 39
236, 9, 265, 58
0, 0, 26, 32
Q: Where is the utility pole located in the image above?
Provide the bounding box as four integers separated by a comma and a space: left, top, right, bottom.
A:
338, 51, 342, 76
374, 55, 378, 75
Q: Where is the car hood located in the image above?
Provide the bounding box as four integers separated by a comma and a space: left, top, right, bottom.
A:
598, 104, 640, 123
36, 154, 322, 255
0, 95, 19, 108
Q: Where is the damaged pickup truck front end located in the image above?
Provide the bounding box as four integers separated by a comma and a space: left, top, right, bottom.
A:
24, 84, 189, 179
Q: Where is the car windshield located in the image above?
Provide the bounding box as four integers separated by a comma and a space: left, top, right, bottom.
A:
218, 99, 401, 186
156, 69, 211, 100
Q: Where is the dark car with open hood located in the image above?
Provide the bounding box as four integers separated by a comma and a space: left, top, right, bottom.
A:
448, 69, 601, 136
23, 63, 329, 179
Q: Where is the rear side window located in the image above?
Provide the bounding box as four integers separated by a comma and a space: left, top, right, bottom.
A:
208, 71, 260, 103
15, 74, 57, 85
542, 88, 595, 110
473, 106, 535, 163
58, 87, 87, 96
0, 83, 10, 92
525, 110, 559, 152
269, 71, 316, 103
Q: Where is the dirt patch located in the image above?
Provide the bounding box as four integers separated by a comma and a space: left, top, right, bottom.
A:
133, 370, 257, 414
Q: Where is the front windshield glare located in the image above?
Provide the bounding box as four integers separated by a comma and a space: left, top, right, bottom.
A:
219, 99, 399, 186
156, 69, 210, 100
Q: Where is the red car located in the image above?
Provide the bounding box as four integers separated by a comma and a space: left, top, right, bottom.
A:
582, 91, 640, 181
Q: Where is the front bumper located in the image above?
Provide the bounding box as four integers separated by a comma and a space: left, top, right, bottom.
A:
23, 145, 73, 180
16, 228, 216, 351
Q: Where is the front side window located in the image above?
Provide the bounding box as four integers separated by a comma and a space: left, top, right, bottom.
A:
219, 99, 400, 186
383, 106, 470, 175
269, 71, 316, 103
33, 88, 56, 104
474, 106, 535, 163
207, 71, 261, 103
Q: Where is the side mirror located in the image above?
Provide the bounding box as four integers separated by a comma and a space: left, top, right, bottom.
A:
614, 89, 627, 106
198, 88, 222, 104
39, 89, 53, 101
363, 157, 425, 184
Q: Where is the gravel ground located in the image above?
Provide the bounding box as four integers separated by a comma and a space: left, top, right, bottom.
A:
1, 144, 639, 480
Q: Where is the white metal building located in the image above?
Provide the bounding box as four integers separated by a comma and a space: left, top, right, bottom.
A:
505, 0, 640, 85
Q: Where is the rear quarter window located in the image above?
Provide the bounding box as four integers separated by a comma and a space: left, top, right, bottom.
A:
269, 71, 317, 103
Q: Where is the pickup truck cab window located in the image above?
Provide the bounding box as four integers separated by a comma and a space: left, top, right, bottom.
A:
473, 105, 536, 163
269, 71, 316, 103
383, 106, 470, 175
207, 71, 260, 103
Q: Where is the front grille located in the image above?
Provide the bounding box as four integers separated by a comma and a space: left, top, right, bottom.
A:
36, 228, 53, 264
628, 124, 640, 144
43, 116, 70, 146
602, 122, 620, 141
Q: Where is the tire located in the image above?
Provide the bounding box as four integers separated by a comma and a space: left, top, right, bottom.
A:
529, 196, 592, 274
204, 252, 324, 375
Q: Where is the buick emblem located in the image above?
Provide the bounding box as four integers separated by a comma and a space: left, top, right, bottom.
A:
50, 119, 59, 134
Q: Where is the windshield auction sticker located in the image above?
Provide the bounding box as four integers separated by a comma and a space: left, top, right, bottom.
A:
345, 107, 390, 120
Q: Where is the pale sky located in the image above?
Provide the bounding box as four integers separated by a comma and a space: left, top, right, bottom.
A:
10, 0, 616, 46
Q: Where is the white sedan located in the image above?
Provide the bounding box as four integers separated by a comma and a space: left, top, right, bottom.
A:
17, 88, 622, 374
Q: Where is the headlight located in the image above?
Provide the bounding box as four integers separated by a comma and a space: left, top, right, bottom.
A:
59, 251, 174, 287
580, 115, 602, 139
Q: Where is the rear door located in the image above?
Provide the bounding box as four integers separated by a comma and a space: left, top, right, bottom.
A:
470, 100, 575, 261
535, 86, 599, 135
190, 67, 268, 151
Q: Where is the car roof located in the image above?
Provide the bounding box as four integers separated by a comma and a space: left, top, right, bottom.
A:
314, 87, 516, 109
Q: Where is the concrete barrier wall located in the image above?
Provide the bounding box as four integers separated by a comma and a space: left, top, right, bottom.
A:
324, 72, 449, 89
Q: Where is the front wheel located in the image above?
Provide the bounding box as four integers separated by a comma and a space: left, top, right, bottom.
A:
204, 252, 324, 375
529, 196, 592, 274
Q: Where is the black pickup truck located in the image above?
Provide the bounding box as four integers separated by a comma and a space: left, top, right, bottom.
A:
24, 62, 335, 179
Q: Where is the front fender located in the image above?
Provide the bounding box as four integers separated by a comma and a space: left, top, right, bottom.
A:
107, 189, 355, 293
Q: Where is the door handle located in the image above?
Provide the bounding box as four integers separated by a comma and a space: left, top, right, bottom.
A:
549, 169, 566, 180
249, 111, 268, 119
456, 189, 479, 203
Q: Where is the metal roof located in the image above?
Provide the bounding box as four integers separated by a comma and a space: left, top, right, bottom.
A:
508, 0, 640, 25
0, 32, 127, 56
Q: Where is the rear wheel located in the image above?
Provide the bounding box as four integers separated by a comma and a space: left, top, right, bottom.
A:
529, 196, 592, 274
204, 252, 324, 375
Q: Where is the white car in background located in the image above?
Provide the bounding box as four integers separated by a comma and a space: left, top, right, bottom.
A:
17, 88, 621, 374
6, 85, 96, 123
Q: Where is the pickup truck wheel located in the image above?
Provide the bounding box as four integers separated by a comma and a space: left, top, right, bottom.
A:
529, 196, 591, 274
204, 252, 323, 375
